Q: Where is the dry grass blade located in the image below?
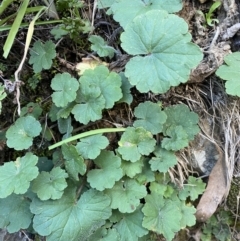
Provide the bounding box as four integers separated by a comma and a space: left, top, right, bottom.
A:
14, 7, 46, 115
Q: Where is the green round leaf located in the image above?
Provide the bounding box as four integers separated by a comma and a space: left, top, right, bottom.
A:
29, 40, 56, 73
133, 101, 167, 134
111, 0, 182, 29
118, 127, 156, 162
150, 147, 177, 172
51, 73, 79, 107
104, 178, 147, 213
76, 134, 109, 159
31, 188, 112, 241
62, 144, 86, 179
163, 104, 200, 142
142, 193, 182, 241
50, 26, 68, 40
0, 153, 39, 198
121, 10, 203, 93
57, 102, 76, 119
31, 167, 68, 200
121, 158, 144, 178
161, 125, 189, 151
179, 203, 196, 228
216, 52, 240, 97
6, 116, 41, 150
0, 194, 33, 232
179, 176, 206, 201
87, 150, 123, 191
114, 206, 148, 240
89, 35, 115, 58
79, 66, 122, 109
71, 85, 105, 124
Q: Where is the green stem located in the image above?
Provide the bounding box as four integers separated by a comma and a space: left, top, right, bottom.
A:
0, 20, 62, 31
48, 127, 126, 150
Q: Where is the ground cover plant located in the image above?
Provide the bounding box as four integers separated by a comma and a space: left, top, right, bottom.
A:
0, 0, 240, 240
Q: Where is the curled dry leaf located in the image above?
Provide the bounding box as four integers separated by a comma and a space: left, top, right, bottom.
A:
195, 148, 228, 222
75, 57, 108, 76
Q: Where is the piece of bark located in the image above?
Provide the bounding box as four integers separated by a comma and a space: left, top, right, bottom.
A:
188, 43, 231, 84
195, 150, 227, 222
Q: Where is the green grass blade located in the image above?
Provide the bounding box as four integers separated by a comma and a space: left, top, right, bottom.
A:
3, 0, 30, 58
0, 0, 13, 15
0, 6, 49, 26
0, 20, 62, 31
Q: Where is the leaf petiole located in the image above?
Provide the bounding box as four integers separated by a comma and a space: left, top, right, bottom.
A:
48, 128, 126, 150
